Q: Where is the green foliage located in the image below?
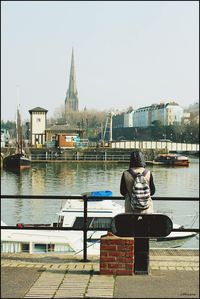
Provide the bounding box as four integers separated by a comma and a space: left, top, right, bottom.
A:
1, 120, 15, 130
113, 122, 199, 143
1, 120, 16, 138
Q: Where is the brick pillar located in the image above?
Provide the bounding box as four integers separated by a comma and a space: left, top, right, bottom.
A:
100, 233, 134, 275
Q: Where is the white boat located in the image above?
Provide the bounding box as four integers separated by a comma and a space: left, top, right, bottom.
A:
1, 191, 123, 255
1, 192, 197, 254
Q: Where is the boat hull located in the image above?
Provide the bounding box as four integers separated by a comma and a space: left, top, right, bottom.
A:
147, 153, 190, 166
3, 154, 31, 170
1, 229, 197, 253
147, 161, 189, 166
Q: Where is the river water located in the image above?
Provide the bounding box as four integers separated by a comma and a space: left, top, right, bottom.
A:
1, 157, 199, 249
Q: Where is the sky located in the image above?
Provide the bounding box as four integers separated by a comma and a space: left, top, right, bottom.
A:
1, 1, 199, 121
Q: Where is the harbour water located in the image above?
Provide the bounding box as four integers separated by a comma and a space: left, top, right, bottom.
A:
1, 157, 199, 249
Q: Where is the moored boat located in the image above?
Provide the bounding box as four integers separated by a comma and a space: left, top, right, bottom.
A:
3, 153, 31, 170
3, 105, 31, 171
147, 153, 190, 166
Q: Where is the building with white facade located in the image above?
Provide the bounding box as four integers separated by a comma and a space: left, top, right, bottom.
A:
29, 107, 48, 146
133, 102, 184, 127
112, 102, 184, 129
124, 111, 134, 127
1, 129, 10, 147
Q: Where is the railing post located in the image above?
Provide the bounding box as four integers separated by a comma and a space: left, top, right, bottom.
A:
83, 194, 89, 262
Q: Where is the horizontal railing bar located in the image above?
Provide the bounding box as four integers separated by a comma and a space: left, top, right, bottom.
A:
151, 197, 199, 201
1, 226, 199, 233
1, 195, 199, 201
1, 195, 83, 199
0, 226, 86, 231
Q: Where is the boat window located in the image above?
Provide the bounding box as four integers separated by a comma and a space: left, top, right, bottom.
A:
48, 244, 55, 252
89, 217, 113, 229
72, 217, 113, 229
73, 217, 93, 229
22, 243, 29, 252
34, 244, 47, 253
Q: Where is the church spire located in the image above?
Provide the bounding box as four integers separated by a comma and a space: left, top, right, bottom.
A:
65, 48, 79, 112
68, 48, 77, 98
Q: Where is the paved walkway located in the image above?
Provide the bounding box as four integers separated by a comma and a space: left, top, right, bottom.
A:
1, 249, 199, 298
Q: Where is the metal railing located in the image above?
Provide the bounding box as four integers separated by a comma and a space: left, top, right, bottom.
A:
30, 154, 132, 161
1, 195, 199, 261
111, 141, 199, 152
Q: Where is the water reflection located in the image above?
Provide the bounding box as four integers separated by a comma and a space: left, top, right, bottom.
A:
31, 166, 47, 194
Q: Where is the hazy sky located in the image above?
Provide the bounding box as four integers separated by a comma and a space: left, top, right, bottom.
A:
1, 1, 199, 121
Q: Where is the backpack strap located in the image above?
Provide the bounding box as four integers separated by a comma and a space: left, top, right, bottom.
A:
128, 168, 137, 179
128, 168, 149, 177
142, 169, 149, 177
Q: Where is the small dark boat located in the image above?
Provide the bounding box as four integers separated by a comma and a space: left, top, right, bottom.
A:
3, 105, 31, 171
154, 153, 189, 166
3, 153, 31, 170
145, 153, 190, 167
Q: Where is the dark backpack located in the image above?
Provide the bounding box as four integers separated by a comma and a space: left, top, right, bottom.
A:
128, 169, 151, 210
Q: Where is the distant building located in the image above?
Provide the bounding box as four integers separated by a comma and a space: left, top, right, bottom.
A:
124, 110, 134, 127
1, 129, 10, 147
133, 102, 184, 127
29, 107, 48, 146
165, 102, 183, 125
186, 102, 199, 124
182, 112, 191, 124
192, 114, 199, 124
112, 102, 184, 129
113, 110, 134, 129
45, 124, 84, 143
45, 124, 85, 148
65, 49, 79, 114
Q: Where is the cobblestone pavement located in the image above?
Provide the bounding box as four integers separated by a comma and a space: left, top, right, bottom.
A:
1, 250, 199, 298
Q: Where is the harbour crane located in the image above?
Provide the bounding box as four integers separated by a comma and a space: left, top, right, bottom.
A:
102, 112, 113, 142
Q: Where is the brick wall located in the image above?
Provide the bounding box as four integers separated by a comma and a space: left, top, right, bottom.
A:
100, 233, 134, 275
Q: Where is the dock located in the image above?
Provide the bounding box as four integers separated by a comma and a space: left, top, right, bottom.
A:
1, 249, 199, 298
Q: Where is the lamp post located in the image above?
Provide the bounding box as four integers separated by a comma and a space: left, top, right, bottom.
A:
109, 112, 113, 142
180, 132, 183, 143
190, 132, 193, 143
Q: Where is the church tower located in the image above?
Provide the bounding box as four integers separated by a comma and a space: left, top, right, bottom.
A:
65, 48, 79, 114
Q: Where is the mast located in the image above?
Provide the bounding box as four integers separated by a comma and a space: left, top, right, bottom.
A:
16, 85, 23, 155
16, 105, 23, 154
